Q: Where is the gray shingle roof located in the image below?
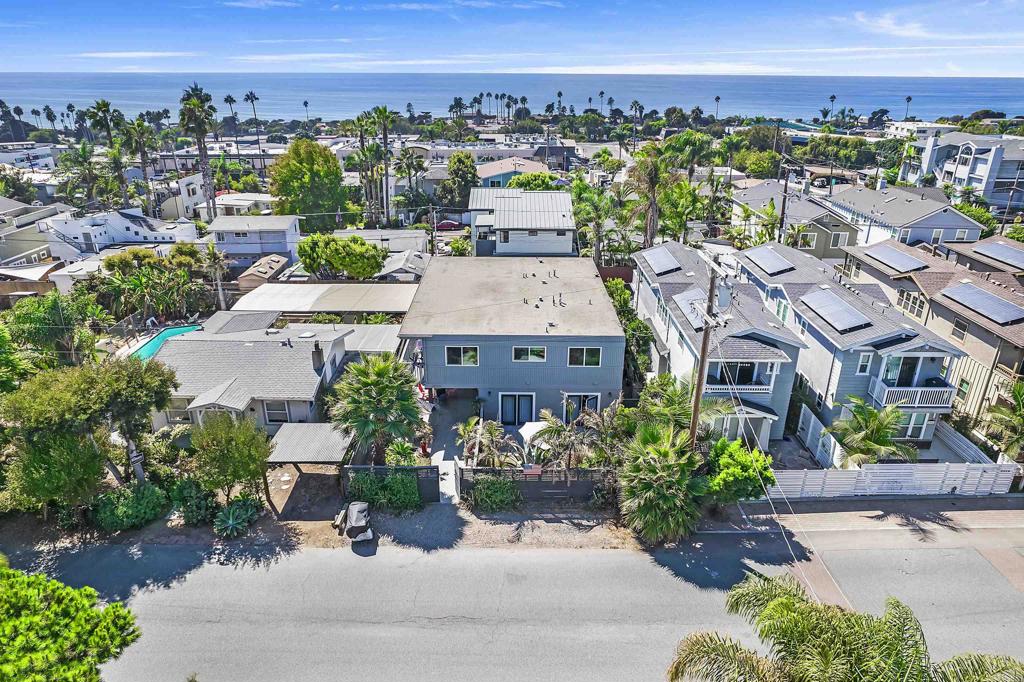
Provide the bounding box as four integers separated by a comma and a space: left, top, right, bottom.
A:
944, 236, 1024, 275
841, 239, 957, 279
735, 242, 837, 283
824, 187, 957, 227
732, 180, 830, 226
201, 310, 280, 334
468, 188, 574, 231
209, 215, 298, 232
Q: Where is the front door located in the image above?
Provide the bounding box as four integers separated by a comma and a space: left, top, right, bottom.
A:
500, 393, 534, 426
896, 357, 920, 387
564, 393, 599, 421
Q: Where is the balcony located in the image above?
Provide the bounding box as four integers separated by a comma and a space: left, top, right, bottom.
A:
704, 376, 772, 394
869, 376, 955, 410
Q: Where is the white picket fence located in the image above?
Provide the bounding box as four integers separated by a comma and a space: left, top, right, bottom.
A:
777, 404, 1019, 499
766, 462, 1018, 499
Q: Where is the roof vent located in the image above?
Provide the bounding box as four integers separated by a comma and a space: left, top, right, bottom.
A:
298, 331, 316, 338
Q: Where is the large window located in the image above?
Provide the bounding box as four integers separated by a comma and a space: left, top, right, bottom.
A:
798, 232, 816, 250
264, 400, 289, 423
500, 393, 534, 425
951, 317, 969, 343
856, 352, 872, 375
830, 232, 849, 249
564, 393, 599, 420
165, 397, 192, 424
568, 347, 601, 367
445, 346, 479, 366
512, 346, 546, 362
896, 288, 925, 318
898, 412, 930, 440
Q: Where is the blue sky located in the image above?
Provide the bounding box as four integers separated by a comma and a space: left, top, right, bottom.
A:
3, 0, 1023, 76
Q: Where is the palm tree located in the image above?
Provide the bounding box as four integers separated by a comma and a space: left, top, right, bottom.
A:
574, 183, 613, 266
43, 105, 56, 132
55, 141, 103, 207
579, 397, 631, 467
330, 352, 421, 465
11, 106, 25, 142
222, 94, 242, 167
626, 142, 676, 248
303, 99, 310, 122
638, 373, 733, 438
659, 180, 701, 243
827, 396, 917, 468
29, 108, 41, 129
670, 573, 1024, 682
396, 147, 426, 193
243, 90, 263, 161
665, 129, 715, 182
598, 90, 605, 115
202, 242, 229, 311
486, 92, 493, 117
119, 116, 157, 216
988, 381, 1024, 461
85, 99, 116, 146
533, 406, 594, 483
372, 105, 396, 224
828, 93, 837, 120
905, 94, 913, 121
179, 83, 218, 220
609, 127, 630, 160
452, 416, 516, 467
556, 90, 563, 116
714, 95, 720, 119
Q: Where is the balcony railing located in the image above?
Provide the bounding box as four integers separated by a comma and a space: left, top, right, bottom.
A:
869, 377, 955, 409
704, 377, 772, 394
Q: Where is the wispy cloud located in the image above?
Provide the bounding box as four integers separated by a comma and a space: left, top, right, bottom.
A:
851, 11, 932, 38
233, 52, 378, 62
501, 61, 795, 75
241, 37, 354, 44
223, 0, 299, 7
76, 51, 203, 58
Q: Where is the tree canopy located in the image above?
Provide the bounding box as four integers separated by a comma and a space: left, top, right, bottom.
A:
296, 232, 388, 280
190, 413, 272, 499
506, 172, 560, 191
268, 137, 355, 231
434, 151, 479, 209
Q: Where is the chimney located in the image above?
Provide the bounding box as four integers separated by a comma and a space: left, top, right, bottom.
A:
878, 177, 888, 190
312, 340, 325, 374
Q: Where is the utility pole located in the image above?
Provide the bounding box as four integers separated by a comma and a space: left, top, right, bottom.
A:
689, 253, 720, 452
778, 171, 790, 244
1000, 167, 1022, 235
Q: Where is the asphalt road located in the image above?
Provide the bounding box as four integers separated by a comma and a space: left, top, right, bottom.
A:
8, 500, 1024, 682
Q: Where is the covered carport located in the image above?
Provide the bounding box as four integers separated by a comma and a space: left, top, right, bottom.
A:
266, 423, 355, 517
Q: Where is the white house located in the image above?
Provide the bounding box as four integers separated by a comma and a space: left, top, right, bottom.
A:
154, 172, 206, 221
38, 208, 198, 260
196, 192, 277, 221
205, 214, 301, 267
469, 187, 576, 256
883, 121, 959, 140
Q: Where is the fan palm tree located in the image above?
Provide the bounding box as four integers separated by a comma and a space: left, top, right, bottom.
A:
532, 406, 594, 483
988, 381, 1024, 461
827, 396, 918, 468
179, 83, 218, 220
29, 108, 41, 129
714, 95, 721, 119
119, 116, 157, 216
202, 242, 229, 311
372, 105, 396, 224
638, 374, 732, 438
330, 352, 421, 466
829, 93, 837, 120
11, 106, 25, 142
905, 95, 913, 121
243, 90, 263, 160
669, 572, 1024, 682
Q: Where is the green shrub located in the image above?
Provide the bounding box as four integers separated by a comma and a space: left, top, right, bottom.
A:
590, 471, 620, 512
170, 478, 220, 526
382, 472, 421, 511
347, 471, 384, 502
94, 483, 169, 533
706, 438, 775, 505
212, 495, 262, 538
467, 475, 522, 512
385, 441, 419, 466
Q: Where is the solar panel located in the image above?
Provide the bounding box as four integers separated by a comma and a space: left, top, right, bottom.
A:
746, 245, 794, 276
864, 244, 927, 273
799, 288, 872, 333
940, 282, 1024, 325
644, 246, 681, 276
974, 241, 1024, 271
672, 290, 706, 330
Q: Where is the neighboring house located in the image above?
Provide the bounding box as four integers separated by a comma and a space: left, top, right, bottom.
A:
476, 157, 550, 188
899, 131, 1024, 210
333, 229, 429, 254
237, 254, 290, 292
153, 173, 206, 221
399, 257, 625, 425
0, 198, 77, 265
46, 244, 170, 293
839, 238, 1024, 421
392, 163, 449, 197
150, 312, 350, 435
469, 187, 576, 256
232, 282, 418, 321
822, 186, 984, 246
883, 121, 959, 139
154, 139, 285, 179
38, 208, 198, 260
0, 142, 57, 170
196, 192, 276, 221
736, 242, 964, 446
633, 242, 805, 446
206, 215, 301, 267
943, 236, 1024, 278
731, 180, 859, 260
376, 250, 430, 282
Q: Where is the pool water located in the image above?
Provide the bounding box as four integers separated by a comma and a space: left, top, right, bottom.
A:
132, 325, 201, 360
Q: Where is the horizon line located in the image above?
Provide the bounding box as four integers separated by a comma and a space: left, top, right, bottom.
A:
2, 70, 1024, 79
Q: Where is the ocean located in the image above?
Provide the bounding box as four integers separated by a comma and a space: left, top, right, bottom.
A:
1, 72, 1022, 123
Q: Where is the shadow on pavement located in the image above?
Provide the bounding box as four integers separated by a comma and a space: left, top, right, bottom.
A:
10, 521, 301, 603
647, 528, 811, 591
373, 503, 466, 552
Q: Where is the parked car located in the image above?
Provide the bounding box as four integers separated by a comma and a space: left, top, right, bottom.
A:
434, 220, 462, 231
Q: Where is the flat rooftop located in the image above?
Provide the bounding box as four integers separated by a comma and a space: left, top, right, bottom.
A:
233, 282, 418, 314
399, 257, 623, 338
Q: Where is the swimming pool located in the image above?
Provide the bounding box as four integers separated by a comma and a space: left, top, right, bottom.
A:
132, 325, 201, 360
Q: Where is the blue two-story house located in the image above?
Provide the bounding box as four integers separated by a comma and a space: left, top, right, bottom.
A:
736, 242, 964, 446
399, 256, 625, 425
633, 242, 806, 448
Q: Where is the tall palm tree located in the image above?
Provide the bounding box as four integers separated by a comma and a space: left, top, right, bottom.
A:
303, 99, 310, 122
486, 92, 493, 116
372, 105, 396, 224
828, 93, 837, 120
396, 147, 426, 193
329, 352, 421, 466
598, 90, 605, 115
119, 116, 157, 216
905, 94, 913, 121
988, 381, 1024, 461
55, 141, 102, 207
714, 95, 720, 119
626, 142, 676, 248
243, 90, 263, 162
30, 108, 41, 129
11, 106, 25, 142
85, 99, 116, 146
670, 573, 1024, 682
665, 129, 715, 182
43, 105, 56, 132
179, 83, 218, 220
202, 242, 229, 311
827, 396, 917, 468
556, 90, 563, 116
222, 94, 242, 167
573, 183, 613, 266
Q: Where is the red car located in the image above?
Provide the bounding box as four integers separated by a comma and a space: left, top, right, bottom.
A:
434, 220, 462, 231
